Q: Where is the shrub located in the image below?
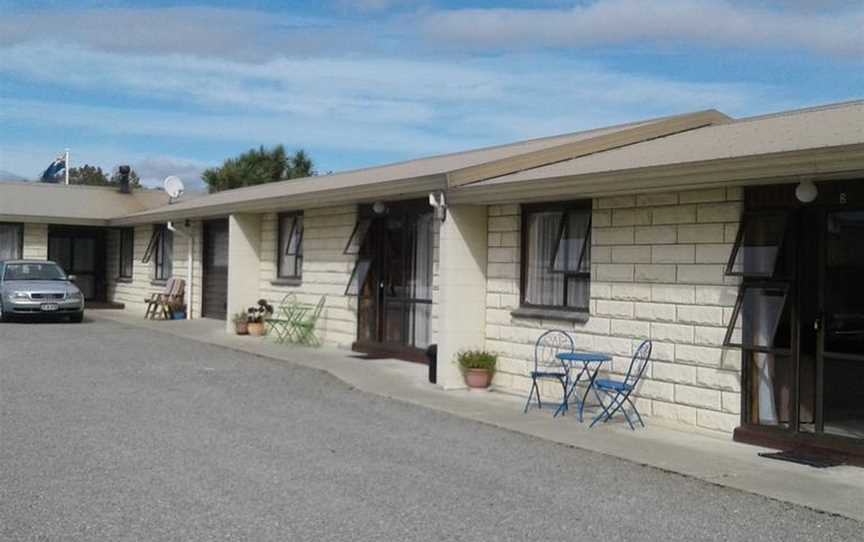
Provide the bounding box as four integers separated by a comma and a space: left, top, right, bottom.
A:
457, 349, 497, 373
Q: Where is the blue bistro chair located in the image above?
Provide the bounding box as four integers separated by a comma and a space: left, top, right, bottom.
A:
590, 340, 652, 430
523, 330, 574, 414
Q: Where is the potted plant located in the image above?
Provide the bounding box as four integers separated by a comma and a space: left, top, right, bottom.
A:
246, 299, 273, 336
458, 349, 497, 390
232, 311, 249, 335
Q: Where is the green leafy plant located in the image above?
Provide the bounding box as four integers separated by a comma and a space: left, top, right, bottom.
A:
232, 312, 249, 325
457, 349, 497, 373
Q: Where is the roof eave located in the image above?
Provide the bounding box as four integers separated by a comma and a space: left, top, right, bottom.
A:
447, 143, 864, 205
108, 174, 447, 226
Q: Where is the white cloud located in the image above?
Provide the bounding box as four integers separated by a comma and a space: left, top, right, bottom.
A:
416, 0, 864, 58
0, 43, 788, 163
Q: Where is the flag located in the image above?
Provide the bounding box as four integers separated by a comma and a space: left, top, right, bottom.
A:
40, 154, 66, 182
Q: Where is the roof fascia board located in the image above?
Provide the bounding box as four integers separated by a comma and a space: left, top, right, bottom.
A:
109, 176, 445, 226
0, 215, 109, 226
445, 110, 731, 188
447, 144, 864, 205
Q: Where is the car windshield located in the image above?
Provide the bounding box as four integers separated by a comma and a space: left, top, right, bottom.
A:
3, 263, 67, 281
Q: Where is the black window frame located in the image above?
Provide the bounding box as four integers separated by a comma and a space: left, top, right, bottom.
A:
118, 227, 134, 279
519, 200, 592, 313
0, 222, 24, 261
277, 211, 304, 280
151, 224, 173, 281
723, 208, 795, 351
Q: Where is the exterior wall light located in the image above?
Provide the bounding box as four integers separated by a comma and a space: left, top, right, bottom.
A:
372, 201, 388, 215
795, 178, 818, 203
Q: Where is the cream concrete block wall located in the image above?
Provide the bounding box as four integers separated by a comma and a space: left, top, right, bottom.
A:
107, 222, 203, 318
258, 205, 442, 350
259, 207, 358, 349
486, 188, 743, 434
22, 224, 48, 259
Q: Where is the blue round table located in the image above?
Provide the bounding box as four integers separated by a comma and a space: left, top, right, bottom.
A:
555, 351, 613, 421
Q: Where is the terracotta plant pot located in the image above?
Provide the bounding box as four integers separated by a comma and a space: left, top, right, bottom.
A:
247, 322, 266, 336
464, 368, 493, 390
234, 321, 249, 335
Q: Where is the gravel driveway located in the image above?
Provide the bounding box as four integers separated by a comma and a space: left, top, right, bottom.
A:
1, 318, 860, 541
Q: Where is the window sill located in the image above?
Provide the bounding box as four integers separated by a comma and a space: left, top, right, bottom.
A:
510, 307, 590, 323
115, 277, 134, 284
150, 279, 168, 286
271, 278, 302, 287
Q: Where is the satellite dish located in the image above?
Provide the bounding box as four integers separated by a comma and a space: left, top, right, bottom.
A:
163, 176, 184, 201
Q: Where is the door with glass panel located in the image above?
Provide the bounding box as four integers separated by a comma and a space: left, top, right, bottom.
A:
727, 184, 864, 446
345, 201, 434, 360
813, 208, 864, 438
47, 227, 106, 301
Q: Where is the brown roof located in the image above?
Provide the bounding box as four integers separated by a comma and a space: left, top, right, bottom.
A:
112, 110, 727, 224
0, 182, 169, 225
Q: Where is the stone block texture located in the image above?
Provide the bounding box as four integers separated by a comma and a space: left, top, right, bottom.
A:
258, 206, 440, 349
485, 188, 743, 434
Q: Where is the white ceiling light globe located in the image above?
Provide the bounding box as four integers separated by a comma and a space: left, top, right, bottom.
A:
795, 179, 818, 203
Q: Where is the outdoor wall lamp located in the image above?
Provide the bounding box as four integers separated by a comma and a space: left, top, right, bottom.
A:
429, 191, 447, 222
795, 178, 818, 203
372, 201, 388, 215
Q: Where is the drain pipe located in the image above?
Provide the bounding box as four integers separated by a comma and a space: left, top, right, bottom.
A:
167, 220, 193, 320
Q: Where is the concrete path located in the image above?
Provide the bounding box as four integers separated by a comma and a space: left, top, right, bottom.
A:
2, 314, 861, 540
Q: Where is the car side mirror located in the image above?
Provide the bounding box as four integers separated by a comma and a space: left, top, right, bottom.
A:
67, 274, 77, 281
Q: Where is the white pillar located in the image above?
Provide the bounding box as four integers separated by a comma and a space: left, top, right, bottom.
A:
437, 205, 488, 390
226, 213, 262, 333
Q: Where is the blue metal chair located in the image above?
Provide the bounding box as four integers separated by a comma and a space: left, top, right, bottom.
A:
523, 330, 573, 414
590, 340, 652, 430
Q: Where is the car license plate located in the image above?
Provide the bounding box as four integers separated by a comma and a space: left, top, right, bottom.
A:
40, 303, 59, 312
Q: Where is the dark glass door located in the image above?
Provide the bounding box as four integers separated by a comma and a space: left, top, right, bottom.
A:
354, 202, 434, 359
47, 227, 105, 301
817, 210, 864, 438
202, 219, 229, 320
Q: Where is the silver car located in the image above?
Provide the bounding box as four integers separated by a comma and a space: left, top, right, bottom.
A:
0, 260, 85, 322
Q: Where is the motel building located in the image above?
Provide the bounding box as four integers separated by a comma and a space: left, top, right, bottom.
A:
2, 100, 863, 461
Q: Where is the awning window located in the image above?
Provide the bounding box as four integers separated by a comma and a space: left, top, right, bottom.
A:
344, 219, 371, 255
726, 212, 789, 278
344, 259, 373, 296
141, 227, 161, 264
724, 283, 791, 350
550, 210, 591, 274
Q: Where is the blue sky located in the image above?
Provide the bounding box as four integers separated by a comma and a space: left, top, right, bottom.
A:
1, 0, 862, 189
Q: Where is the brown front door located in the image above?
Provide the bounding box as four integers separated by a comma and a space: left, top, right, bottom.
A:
202, 219, 229, 320
353, 202, 434, 361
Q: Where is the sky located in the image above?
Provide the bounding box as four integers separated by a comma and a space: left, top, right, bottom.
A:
0, 0, 862, 190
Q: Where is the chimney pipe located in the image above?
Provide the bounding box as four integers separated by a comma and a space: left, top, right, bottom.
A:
118, 165, 131, 194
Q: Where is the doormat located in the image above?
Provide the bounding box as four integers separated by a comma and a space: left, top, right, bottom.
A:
758, 450, 845, 468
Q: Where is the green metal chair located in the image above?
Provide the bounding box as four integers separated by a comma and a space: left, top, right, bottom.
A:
292, 296, 326, 346
267, 293, 301, 343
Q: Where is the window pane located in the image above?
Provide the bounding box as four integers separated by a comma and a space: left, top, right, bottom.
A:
287, 216, 303, 255
524, 211, 564, 306
728, 213, 788, 277
345, 259, 373, 296
0, 224, 21, 261
120, 229, 134, 277
344, 219, 371, 255
565, 276, 590, 310
726, 284, 790, 349
746, 351, 794, 427
552, 210, 591, 273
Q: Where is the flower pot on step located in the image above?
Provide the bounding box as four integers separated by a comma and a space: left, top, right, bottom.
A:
464, 368, 493, 390
248, 322, 266, 336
